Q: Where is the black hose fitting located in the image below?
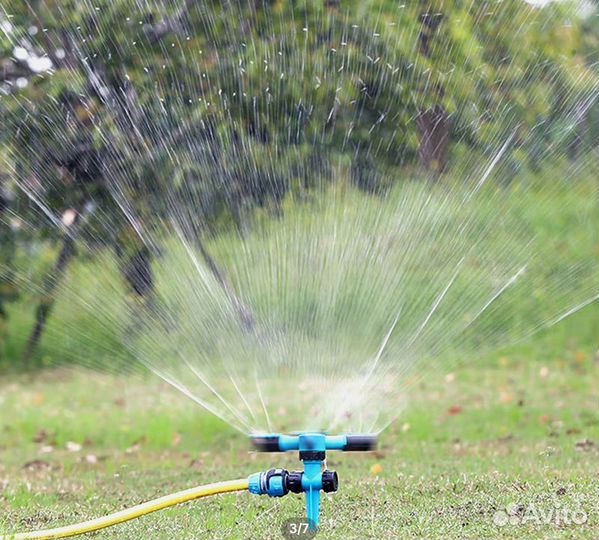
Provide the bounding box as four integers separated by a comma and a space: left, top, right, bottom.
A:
282, 470, 338, 494
321, 470, 338, 493
286, 471, 303, 494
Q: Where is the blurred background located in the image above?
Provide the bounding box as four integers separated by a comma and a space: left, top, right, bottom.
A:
0, 0, 597, 372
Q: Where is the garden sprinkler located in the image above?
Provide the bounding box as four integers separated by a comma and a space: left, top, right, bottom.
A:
249, 432, 377, 530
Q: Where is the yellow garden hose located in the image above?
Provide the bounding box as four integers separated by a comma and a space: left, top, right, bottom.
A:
1, 478, 249, 540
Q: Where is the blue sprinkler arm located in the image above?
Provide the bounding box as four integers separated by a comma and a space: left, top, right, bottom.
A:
248, 433, 377, 530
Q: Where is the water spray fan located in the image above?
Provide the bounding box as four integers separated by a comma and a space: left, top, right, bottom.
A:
249, 432, 377, 529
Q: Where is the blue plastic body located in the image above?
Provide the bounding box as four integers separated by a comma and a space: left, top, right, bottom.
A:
302, 459, 323, 528
266, 433, 348, 452
247, 472, 262, 495
298, 433, 326, 529
266, 470, 286, 497
248, 469, 287, 497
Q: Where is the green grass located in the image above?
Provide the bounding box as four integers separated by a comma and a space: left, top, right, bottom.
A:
1, 305, 597, 539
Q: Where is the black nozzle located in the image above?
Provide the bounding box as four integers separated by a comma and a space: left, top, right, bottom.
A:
345, 435, 377, 451
322, 470, 338, 493
251, 435, 280, 452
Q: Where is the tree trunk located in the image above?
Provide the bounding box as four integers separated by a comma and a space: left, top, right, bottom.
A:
122, 246, 154, 297
417, 9, 449, 175
0, 173, 18, 361
417, 105, 450, 174
21, 203, 95, 365
22, 233, 76, 365
196, 236, 256, 332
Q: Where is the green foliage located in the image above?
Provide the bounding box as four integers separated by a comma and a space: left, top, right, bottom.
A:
3, 0, 597, 214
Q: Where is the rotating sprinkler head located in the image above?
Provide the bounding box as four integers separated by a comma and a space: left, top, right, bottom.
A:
248, 432, 377, 530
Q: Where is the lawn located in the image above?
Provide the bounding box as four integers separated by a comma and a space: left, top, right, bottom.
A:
1, 306, 597, 539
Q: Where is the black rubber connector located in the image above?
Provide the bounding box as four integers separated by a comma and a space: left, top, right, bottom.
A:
344, 435, 377, 451
299, 450, 326, 462
251, 436, 280, 452
286, 471, 303, 493
322, 470, 339, 493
